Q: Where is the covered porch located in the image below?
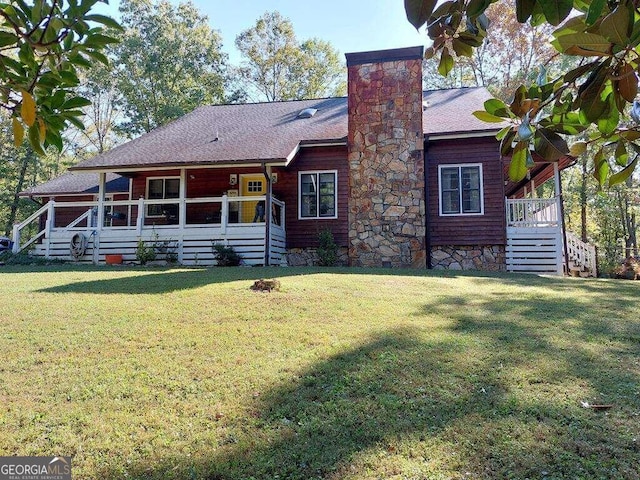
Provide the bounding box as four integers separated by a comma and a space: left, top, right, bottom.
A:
13, 167, 287, 266
503, 157, 597, 276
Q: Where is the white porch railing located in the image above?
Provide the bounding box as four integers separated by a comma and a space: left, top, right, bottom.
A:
566, 231, 598, 277
506, 197, 560, 228
13, 194, 286, 266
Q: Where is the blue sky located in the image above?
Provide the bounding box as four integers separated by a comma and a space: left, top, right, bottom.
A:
94, 0, 427, 64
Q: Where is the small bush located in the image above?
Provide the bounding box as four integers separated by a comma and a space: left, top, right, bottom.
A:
135, 239, 156, 265
317, 228, 338, 266
0, 251, 64, 265
612, 257, 640, 280
212, 243, 241, 267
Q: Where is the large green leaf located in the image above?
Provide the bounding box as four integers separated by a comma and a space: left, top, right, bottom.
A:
600, 3, 631, 45
609, 156, 638, 186
473, 110, 506, 123
404, 0, 438, 29
586, 0, 606, 25
509, 141, 530, 182
438, 48, 454, 76
538, 0, 573, 25
615, 140, 629, 166
534, 128, 569, 161
484, 98, 509, 116
592, 150, 610, 185
554, 32, 612, 55
516, 0, 537, 22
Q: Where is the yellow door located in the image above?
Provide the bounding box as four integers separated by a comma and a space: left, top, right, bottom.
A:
240, 174, 267, 223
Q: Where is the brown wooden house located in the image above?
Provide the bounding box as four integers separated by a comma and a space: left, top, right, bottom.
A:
15, 46, 596, 275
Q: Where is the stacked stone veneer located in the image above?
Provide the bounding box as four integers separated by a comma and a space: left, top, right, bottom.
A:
285, 247, 349, 267
431, 246, 506, 271
346, 47, 426, 268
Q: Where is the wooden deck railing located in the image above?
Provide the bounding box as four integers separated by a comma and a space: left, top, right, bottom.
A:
506, 197, 560, 228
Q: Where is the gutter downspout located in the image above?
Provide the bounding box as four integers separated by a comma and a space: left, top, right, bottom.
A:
262, 164, 272, 266
424, 137, 432, 269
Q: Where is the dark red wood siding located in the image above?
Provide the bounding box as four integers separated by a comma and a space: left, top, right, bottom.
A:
426, 136, 506, 246
273, 146, 349, 248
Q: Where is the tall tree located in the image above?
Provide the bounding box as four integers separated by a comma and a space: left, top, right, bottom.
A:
0, 0, 119, 154
113, 0, 229, 135
235, 11, 346, 102
423, 2, 557, 102
406, 0, 640, 186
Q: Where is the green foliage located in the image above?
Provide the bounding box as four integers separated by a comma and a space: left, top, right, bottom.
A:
212, 242, 241, 267
407, 0, 640, 185
316, 228, 339, 266
235, 11, 346, 101
0, 0, 120, 154
112, 0, 230, 135
135, 238, 156, 265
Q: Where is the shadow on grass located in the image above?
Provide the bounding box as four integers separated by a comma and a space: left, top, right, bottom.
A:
97, 291, 639, 479
33, 263, 639, 296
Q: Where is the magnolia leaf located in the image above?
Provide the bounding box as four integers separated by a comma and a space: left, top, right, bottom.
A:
631, 100, 640, 123
517, 116, 534, 141
12, 117, 24, 147
569, 141, 587, 156
618, 130, 640, 141
538, 0, 573, 25
615, 140, 629, 166
509, 141, 530, 182
452, 38, 474, 57
438, 48, 454, 76
596, 93, 619, 136
62, 96, 92, 109
404, 0, 438, 29
484, 98, 509, 116
20, 90, 36, 127
593, 152, 610, 185
578, 61, 609, 122
501, 130, 517, 156
600, 3, 631, 45
615, 63, 638, 103
84, 14, 124, 31
554, 32, 612, 55
534, 128, 569, 161
467, 0, 492, 17
516, 0, 536, 22
510, 85, 528, 117
37, 118, 46, 141
496, 125, 512, 140
27, 124, 45, 155
586, 0, 606, 25
473, 110, 506, 123
609, 156, 639, 186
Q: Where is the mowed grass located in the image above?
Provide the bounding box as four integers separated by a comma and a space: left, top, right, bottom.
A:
0, 266, 638, 480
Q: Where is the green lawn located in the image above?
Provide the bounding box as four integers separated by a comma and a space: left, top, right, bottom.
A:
0, 266, 638, 479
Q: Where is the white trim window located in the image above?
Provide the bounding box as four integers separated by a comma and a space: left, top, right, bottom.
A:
438, 164, 484, 216
146, 177, 180, 217
298, 170, 338, 219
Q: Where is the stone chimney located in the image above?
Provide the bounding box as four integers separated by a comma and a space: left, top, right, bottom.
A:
345, 46, 426, 268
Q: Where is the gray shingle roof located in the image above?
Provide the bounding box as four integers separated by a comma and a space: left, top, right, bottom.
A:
20, 172, 129, 197
70, 87, 497, 172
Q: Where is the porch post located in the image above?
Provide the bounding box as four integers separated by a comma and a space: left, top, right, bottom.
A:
94, 172, 106, 265
179, 168, 186, 230
553, 162, 561, 197
178, 169, 186, 264
45, 200, 55, 257
263, 164, 272, 266
96, 172, 106, 230
136, 196, 145, 235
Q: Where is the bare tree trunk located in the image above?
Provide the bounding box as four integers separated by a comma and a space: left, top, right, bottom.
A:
4, 150, 34, 236
580, 156, 588, 242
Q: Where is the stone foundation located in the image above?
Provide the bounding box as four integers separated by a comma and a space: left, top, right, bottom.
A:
284, 247, 349, 267
431, 245, 505, 271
